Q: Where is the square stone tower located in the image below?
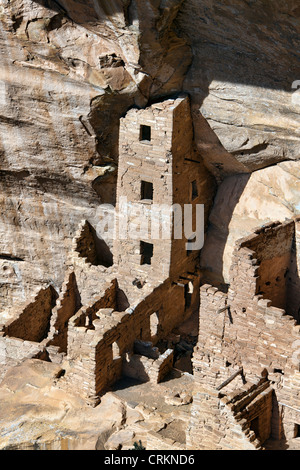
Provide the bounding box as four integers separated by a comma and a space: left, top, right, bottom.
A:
114, 95, 203, 287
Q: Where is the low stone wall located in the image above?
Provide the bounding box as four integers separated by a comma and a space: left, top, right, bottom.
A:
122, 349, 174, 384
0, 335, 42, 380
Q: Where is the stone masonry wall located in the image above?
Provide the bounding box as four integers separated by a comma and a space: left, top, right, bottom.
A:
74, 220, 99, 266
66, 279, 120, 404
114, 95, 214, 287
187, 375, 273, 450
114, 98, 175, 286
122, 348, 174, 384
286, 217, 300, 320
170, 96, 214, 280
188, 219, 300, 449
67, 220, 117, 307
2, 285, 58, 343
230, 220, 295, 311
46, 271, 81, 353
65, 276, 199, 404
0, 335, 42, 380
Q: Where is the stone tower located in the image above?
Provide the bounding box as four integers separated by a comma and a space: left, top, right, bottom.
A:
114, 95, 203, 288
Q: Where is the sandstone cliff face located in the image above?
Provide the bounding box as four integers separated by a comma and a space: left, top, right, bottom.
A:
0, 0, 191, 318
0, 1, 299, 317
1, 0, 300, 451
178, 0, 300, 178
200, 161, 300, 286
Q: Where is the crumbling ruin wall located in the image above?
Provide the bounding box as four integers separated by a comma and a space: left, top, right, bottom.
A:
123, 348, 174, 384
66, 279, 120, 403
194, 282, 300, 390
2, 285, 58, 343
187, 376, 273, 450
74, 220, 99, 266
0, 335, 42, 380
67, 221, 117, 307
73, 220, 113, 269
230, 220, 295, 311
0, 285, 59, 379
65, 276, 199, 404
188, 219, 300, 449
46, 271, 81, 353
192, 285, 235, 389
286, 217, 300, 321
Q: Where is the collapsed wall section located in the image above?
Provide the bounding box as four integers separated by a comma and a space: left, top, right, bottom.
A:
2, 285, 58, 343
187, 375, 273, 450
188, 219, 300, 449
229, 220, 296, 313
45, 271, 82, 354
0, 285, 59, 379
65, 275, 200, 405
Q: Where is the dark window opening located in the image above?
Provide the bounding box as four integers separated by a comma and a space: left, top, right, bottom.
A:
191, 180, 198, 200
273, 368, 284, 375
250, 417, 260, 440
140, 241, 153, 265
140, 125, 151, 142
141, 181, 153, 200
295, 424, 300, 438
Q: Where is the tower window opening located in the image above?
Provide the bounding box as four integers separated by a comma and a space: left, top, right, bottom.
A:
141, 181, 153, 201
140, 241, 153, 265
140, 125, 151, 142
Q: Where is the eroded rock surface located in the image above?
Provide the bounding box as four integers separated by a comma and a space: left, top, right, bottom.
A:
0, 358, 193, 450
0, 359, 128, 450
201, 161, 300, 285
178, 0, 300, 178
0, 0, 191, 317
1, 0, 300, 449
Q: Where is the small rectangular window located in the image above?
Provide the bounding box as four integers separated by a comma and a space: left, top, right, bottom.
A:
140, 241, 153, 265
141, 181, 153, 200
140, 125, 151, 142
191, 180, 198, 200
295, 424, 300, 438
250, 417, 260, 439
